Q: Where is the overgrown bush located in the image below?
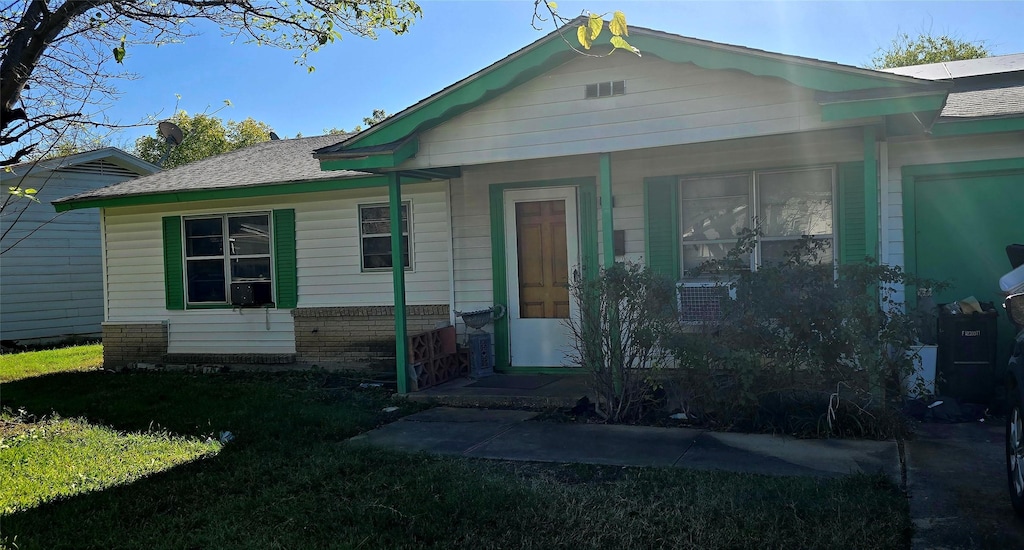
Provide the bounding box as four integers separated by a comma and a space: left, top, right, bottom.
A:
667, 230, 942, 438
565, 262, 679, 423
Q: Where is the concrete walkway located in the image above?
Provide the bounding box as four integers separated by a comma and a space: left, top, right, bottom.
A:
350, 407, 899, 478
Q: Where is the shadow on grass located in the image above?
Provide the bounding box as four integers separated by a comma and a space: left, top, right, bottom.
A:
1, 371, 912, 550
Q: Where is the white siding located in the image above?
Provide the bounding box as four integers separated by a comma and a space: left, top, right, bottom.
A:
1, 171, 138, 341
885, 132, 1024, 271
102, 183, 450, 355
450, 128, 865, 334
407, 54, 856, 169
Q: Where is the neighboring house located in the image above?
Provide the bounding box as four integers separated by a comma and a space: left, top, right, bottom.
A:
1, 148, 159, 344
54, 23, 1024, 391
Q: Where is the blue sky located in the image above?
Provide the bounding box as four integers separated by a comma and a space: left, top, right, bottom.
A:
108, 1, 1024, 147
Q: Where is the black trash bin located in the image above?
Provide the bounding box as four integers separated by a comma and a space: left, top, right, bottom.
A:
936, 302, 999, 404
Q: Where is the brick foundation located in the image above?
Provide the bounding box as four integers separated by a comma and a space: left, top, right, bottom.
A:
102, 322, 168, 369
293, 305, 450, 367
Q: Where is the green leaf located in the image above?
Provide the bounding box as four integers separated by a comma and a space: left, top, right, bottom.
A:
577, 25, 592, 50
24, 188, 37, 195
609, 11, 628, 36
588, 14, 604, 41
112, 45, 125, 63
610, 36, 641, 56
546, 1, 557, 10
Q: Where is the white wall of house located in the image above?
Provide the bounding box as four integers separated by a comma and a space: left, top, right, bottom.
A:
101, 181, 450, 354
449, 127, 865, 335
883, 132, 1024, 271
1, 166, 145, 342
406, 53, 857, 169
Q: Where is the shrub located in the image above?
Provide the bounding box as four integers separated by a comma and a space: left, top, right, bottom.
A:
565, 262, 679, 423
668, 230, 942, 437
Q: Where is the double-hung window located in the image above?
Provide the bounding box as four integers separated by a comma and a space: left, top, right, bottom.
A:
680, 166, 835, 274
359, 202, 411, 271
184, 213, 273, 305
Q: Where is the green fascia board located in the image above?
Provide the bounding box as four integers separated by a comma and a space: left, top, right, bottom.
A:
901, 156, 1024, 180
54, 176, 390, 212
630, 34, 909, 93
929, 116, 1024, 137
819, 94, 947, 122
317, 138, 419, 172
339, 28, 919, 152
343, 38, 574, 150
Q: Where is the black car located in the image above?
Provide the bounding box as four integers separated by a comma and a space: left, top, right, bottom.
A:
1003, 244, 1024, 518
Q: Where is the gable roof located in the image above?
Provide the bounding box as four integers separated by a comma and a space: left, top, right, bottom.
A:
1, 147, 159, 183
53, 134, 371, 212
315, 18, 942, 168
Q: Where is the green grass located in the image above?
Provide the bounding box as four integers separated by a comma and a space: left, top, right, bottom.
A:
0, 347, 912, 549
0, 344, 103, 382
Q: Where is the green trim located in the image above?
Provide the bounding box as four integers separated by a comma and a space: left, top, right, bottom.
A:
632, 34, 913, 93
272, 209, 298, 309
334, 28, 923, 153
488, 177, 599, 370
494, 366, 586, 375
643, 176, 680, 279
317, 138, 419, 171
55, 176, 390, 212
184, 303, 235, 310
388, 173, 410, 394
820, 94, 946, 122
929, 116, 1024, 137
161, 216, 185, 310
599, 153, 615, 268
863, 127, 878, 261
900, 155, 1024, 308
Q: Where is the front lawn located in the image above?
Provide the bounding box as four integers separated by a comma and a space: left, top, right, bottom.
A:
0, 344, 103, 383
0, 347, 912, 549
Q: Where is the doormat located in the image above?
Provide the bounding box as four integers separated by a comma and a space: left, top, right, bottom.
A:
465, 375, 556, 390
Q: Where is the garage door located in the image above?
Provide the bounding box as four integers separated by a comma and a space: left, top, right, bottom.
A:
914, 171, 1024, 366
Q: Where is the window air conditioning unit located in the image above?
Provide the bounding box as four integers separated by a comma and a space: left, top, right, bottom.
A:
230, 281, 273, 307
677, 281, 736, 325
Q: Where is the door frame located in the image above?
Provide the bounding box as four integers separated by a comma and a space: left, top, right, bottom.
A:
488, 177, 600, 372
901, 156, 1024, 309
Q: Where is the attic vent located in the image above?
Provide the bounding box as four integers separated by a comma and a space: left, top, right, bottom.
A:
585, 80, 625, 99
55, 159, 141, 178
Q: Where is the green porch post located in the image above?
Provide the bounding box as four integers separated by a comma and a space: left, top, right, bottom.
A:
599, 153, 615, 268
388, 172, 410, 394
863, 126, 879, 262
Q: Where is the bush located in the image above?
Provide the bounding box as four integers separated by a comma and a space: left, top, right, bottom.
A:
667, 230, 942, 438
565, 262, 679, 423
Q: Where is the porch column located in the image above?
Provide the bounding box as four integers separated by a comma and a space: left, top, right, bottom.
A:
388, 172, 410, 394
863, 126, 879, 262
599, 153, 615, 268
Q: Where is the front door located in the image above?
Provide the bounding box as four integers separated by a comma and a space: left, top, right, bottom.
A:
504, 187, 580, 367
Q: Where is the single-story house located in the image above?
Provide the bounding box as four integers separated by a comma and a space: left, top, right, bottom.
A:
1, 148, 158, 344
54, 22, 1023, 391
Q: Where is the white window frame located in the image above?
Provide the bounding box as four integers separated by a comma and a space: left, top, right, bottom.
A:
182, 212, 274, 306
358, 201, 413, 272
679, 166, 837, 276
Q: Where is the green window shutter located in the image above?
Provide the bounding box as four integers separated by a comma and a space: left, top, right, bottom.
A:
838, 162, 867, 265
644, 176, 680, 279
162, 216, 185, 310
273, 209, 298, 309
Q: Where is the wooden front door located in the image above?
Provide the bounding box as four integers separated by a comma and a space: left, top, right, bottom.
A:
504, 187, 579, 367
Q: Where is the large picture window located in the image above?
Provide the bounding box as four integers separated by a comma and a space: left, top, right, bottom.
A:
359, 202, 411, 271
680, 166, 834, 274
184, 213, 273, 305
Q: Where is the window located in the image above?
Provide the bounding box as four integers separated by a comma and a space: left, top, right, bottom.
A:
359, 202, 411, 271
184, 213, 273, 305
679, 167, 834, 274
